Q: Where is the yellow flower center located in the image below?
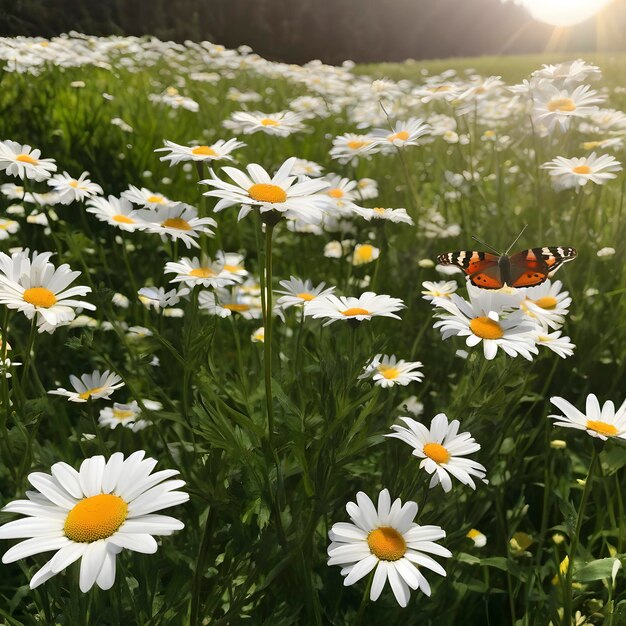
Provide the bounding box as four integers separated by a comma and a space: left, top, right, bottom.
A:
341, 307, 370, 317
585, 420, 618, 437
64, 494, 128, 542
423, 442, 450, 464
469, 316, 504, 340
191, 145, 217, 156
16, 154, 38, 164
23, 287, 57, 308
367, 527, 407, 561
78, 386, 105, 401
147, 195, 165, 204
223, 264, 242, 273
328, 188, 344, 199
467, 529, 482, 540
161, 217, 191, 230
572, 165, 591, 175
189, 267, 216, 278
223, 304, 250, 312
112, 214, 135, 224
373, 207, 386, 215
547, 97, 576, 113
113, 409, 135, 420
68, 180, 79, 188
388, 130, 410, 142
532, 296, 558, 310
347, 140, 368, 150
297, 292, 315, 301
260, 118, 279, 126
378, 365, 399, 380
248, 183, 287, 204
354, 244, 375, 264
582, 141, 601, 150
431, 85, 451, 92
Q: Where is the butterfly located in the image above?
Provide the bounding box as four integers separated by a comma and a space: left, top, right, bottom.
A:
437, 229, 577, 289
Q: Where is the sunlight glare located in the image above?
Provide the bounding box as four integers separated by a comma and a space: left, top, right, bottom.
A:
521, 0, 612, 27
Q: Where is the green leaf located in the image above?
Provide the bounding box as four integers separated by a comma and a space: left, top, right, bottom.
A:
573, 557, 619, 582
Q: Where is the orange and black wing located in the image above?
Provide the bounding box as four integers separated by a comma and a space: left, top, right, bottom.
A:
437, 251, 504, 289
508, 247, 577, 288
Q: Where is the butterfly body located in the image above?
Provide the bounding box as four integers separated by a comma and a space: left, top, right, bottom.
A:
437, 246, 577, 289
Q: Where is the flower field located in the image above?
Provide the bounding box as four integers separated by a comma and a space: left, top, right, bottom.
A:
0, 35, 625, 625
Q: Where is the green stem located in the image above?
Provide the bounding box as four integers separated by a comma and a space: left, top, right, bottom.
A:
563, 447, 599, 626
20, 318, 37, 390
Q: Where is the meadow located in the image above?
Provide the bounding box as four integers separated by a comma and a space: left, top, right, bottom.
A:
0, 35, 625, 625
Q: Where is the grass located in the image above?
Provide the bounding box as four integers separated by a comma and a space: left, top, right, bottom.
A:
0, 37, 625, 625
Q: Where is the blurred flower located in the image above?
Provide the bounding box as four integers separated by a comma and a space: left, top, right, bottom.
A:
47, 171, 103, 204
466, 529, 487, 548
351, 243, 380, 266
542, 152, 621, 187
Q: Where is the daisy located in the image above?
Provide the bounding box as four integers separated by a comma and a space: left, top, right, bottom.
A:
251, 327, 265, 343
47, 171, 103, 204
519, 280, 571, 330
304, 292, 404, 325
0, 218, 19, 239
387, 413, 488, 492
327, 488, 451, 607
351, 244, 380, 266
121, 185, 170, 209
532, 60, 601, 85
359, 354, 424, 388
372, 118, 431, 151
0, 250, 95, 333
432, 294, 538, 361
291, 158, 324, 177
164, 256, 242, 289
217, 252, 248, 277
534, 331, 575, 358
533, 84, 603, 132
542, 153, 621, 187
155, 138, 246, 165
0, 451, 188, 591
356, 178, 379, 200
352, 207, 414, 225
321, 175, 362, 218
86, 196, 144, 232
0, 140, 57, 181
275, 276, 335, 310
549, 394, 626, 441
222, 110, 306, 136
421, 281, 458, 302
466, 529, 487, 548
98, 402, 150, 431
202, 157, 329, 223
138, 287, 189, 313
198, 288, 263, 320
329, 133, 379, 164
136, 203, 216, 249
49, 370, 124, 403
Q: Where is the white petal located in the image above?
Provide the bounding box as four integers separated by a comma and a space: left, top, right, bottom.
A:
343, 554, 378, 586
79, 540, 108, 592
370, 561, 388, 601
109, 532, 158, 554
2, 535, 70, 563
96, 548, 117, 590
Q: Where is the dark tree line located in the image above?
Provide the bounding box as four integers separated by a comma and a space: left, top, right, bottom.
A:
1, 0, 625, 64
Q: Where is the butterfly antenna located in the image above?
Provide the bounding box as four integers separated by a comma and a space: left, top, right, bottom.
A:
504, 224, 528, 255
471, 235, 501, 256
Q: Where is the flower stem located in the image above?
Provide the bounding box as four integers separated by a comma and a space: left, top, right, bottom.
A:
563, 447, 599, 625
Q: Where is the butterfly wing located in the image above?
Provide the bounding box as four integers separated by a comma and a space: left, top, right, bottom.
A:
508, 247, 577, 288
437, 251, 504, 289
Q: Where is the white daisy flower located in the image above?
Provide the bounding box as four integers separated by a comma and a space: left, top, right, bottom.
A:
519, 280, 571, 330
47, 171, 103, 204
534, 330, 575, 358
0, 140, 57, 181
432, 294, 538, 360
387, 413, 488, 492
86, 196, 145, 232
202, 157, 329, 223
351, 243, 380, 266
135, 203, 216, 249
359, 354, 424, 388
352, 207, 414, 225
164, 256, 242, 289
329, 133, 379, 164
533, 84, 603, 132
327, 488, 451, 607
121, 185, 170, 209
275, 276, 335, 310
155, 138, 246, 165
304, 292, 404, 325
222, 110, 306, 136
356, 178, 379, 200
421, 281, 458, 302
251, 327, 264, 343
0, 451, 188, 591
372, 118, 431, 151
217, 252, 248, 277
0, 250, 95, 333
542, 152, 621, 187
466, 529, 487, 548
291, 158, 324, 177
198, 288, 263, 320
532, 60, 601, 85
320, 175, 362, 218
0, 218, 19, 240
98, 402, 149, 431
138, 286, 189, 313
549, 393, 626, 441
49, 369, 124, 403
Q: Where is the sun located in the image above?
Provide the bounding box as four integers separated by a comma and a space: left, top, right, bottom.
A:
520, 0, 613, 26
